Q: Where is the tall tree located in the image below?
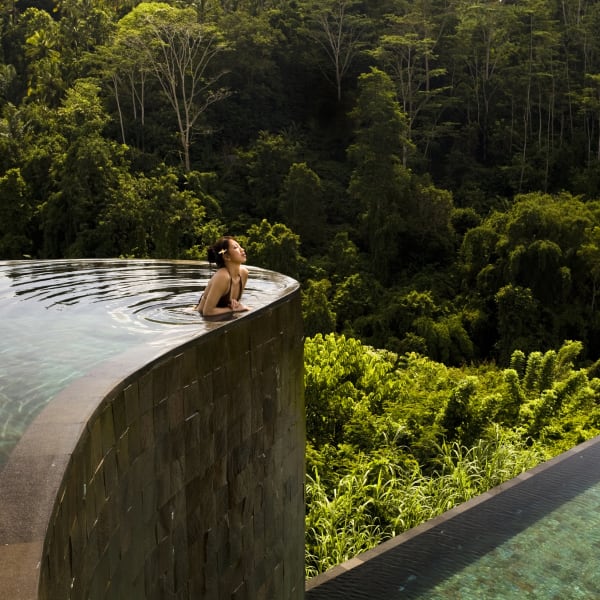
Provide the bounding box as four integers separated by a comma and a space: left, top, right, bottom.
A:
450, 0, 519, 164
347, 66, 410, 283
22, 8, 65, 105
41, 80, 129, 257
510, 0, 565, 193
279, 162, 326, 254
137, 169, 208, 258
0, 167, 33, 258
114, 2, 230, 172
237, 129, 303, 217
213, 8, 288, 143
301, 0, 367, 102
370, 0, 449, 167
578, 225, 600, 313
57, 0, 113, 85
581, 73, 600, 164
242, 219, 304, 279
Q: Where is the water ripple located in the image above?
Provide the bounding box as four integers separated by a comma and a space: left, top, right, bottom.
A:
0, 259, 297, 470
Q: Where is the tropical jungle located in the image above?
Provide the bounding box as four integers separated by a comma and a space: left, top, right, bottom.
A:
2, 0, 600, 580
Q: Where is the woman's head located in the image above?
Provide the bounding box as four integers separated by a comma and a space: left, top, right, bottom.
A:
207, 236, 246, 268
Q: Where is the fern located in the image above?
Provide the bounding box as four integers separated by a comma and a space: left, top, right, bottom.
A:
539, 349, 557, 391
523, 350, 543, 392
509, 349, 527, 378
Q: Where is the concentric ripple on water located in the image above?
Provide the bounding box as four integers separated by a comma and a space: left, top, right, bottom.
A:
0, 259, 291, 470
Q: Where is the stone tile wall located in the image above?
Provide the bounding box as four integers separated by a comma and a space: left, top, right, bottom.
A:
0, 290, 304, 599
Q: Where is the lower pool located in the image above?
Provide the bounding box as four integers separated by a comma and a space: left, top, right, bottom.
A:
305, 435, 600, 599
0, 259, 290, 470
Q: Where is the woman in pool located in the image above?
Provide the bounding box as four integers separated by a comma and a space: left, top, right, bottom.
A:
195, 236, 250, 316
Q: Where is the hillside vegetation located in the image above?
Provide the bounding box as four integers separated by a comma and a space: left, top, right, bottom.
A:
3, 0, 600, 362
3, 0, 600, 578
304, 334, 600, 576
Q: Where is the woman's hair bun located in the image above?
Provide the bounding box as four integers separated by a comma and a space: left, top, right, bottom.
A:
207, 236, 232, 267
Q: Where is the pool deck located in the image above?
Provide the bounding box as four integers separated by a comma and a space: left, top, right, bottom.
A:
305, 435, 600, 599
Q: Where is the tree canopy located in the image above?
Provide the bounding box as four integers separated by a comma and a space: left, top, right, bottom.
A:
3, 0, 600, 362
5, 0, 600, 581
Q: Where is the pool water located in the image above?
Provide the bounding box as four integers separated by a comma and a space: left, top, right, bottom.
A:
415, 476, 600, 599
305, 436, 600, 599
0, 259, 290, 470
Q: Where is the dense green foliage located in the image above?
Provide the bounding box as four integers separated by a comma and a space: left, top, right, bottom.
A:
304, 333, 600, 576
3, 0, 600, 362
4, 0, 600, 580
3, 0, 600, 363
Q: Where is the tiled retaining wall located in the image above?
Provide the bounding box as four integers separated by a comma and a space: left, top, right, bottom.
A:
0, 291, 304, 599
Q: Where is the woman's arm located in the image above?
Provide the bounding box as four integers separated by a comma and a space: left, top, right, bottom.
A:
197, 268, 249, 316
229, 266, 250, 312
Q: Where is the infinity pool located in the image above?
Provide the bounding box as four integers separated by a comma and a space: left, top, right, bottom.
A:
305, 435, 600, 599
0, 259, 289, 470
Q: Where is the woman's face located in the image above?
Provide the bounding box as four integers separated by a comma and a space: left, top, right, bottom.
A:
226, 240, 247, 263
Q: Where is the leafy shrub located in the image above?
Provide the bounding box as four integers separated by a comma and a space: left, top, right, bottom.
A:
304, 335, 600, 578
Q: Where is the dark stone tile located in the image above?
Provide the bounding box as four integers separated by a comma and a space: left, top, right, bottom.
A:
124, 382, 140, 427
102, 446, 118, 498
167, 389, 184, 432
138, 370, 154, 415
100, 403, 116, 455
182, 380, 201, 419
139, 410, 155, 453
112, 390, 127, 440
153, 398, 169, 440
10, 278, 305, 600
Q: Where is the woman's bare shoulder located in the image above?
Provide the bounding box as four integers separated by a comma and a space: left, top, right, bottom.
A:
211, 267, 231, 282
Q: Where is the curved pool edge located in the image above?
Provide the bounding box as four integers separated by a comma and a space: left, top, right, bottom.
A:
0, 258, 299, 471
0, 273, 305, 599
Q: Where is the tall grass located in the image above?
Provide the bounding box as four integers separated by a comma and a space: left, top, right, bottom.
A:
305, 427, 542, 578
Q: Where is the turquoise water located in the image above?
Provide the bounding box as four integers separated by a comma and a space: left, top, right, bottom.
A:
414, 478, 600, 599
0, 259, 290, 470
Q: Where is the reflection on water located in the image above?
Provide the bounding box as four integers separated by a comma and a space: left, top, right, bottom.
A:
0, 259, 294, 470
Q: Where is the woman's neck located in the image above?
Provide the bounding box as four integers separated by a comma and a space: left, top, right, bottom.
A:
224, 263, 241, 278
